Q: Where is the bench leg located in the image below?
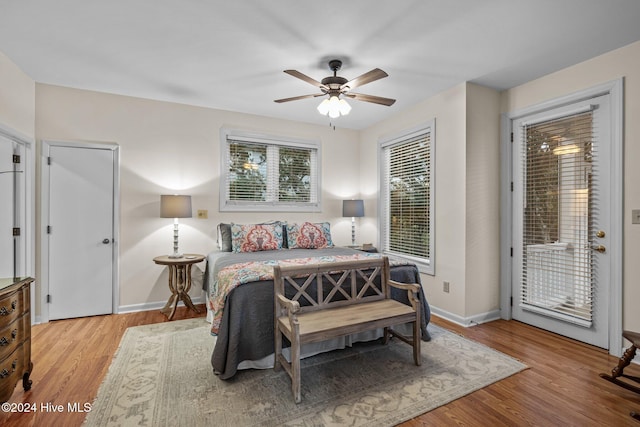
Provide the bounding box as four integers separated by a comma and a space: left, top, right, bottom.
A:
383, 326, 389, 344
413, 320, 421, 366
291, 338, 301, 403
274, 324, 282, 372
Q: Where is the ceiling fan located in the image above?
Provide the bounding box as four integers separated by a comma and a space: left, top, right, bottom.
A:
274, 59, 396, 118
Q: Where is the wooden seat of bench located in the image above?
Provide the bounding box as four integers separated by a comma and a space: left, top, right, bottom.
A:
277, 299, 416, 344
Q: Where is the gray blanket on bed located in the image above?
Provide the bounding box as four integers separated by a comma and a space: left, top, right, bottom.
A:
205, 247, 431, 380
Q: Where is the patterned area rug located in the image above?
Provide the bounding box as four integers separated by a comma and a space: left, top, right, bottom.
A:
85, 318, 526, 426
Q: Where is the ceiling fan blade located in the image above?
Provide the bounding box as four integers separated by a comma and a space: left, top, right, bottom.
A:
341, 68, 388, 91
344, 92, 396, 106
284, 70, 328, 89
274, 93, 324, 103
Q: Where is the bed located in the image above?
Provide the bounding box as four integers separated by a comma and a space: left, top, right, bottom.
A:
204, 222, 431, 380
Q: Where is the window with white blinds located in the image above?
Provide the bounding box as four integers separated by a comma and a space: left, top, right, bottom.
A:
220, 129, 320, 212
520, 110, 595, 325
380, 120, 435, 274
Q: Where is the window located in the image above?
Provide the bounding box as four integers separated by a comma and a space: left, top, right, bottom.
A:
380, 120, 435, 274
220, 129, 321, 212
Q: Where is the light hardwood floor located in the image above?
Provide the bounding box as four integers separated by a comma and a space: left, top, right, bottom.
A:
1, 306, 638, 426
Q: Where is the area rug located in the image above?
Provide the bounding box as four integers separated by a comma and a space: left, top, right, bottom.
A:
85, 318, 526, 426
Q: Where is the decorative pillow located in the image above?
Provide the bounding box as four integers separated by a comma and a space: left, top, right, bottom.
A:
231, 223, 284, 253
286, 222, 334, 249
259, 220, 288, 249
217, 223, 233, 252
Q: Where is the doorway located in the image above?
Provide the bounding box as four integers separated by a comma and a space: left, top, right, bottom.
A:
41, 140, 119, 321
0, 133, 25, 278
502, 80, 623, 353
0, 125, 34, 322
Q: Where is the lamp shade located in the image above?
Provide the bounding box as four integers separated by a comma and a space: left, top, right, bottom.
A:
342, 199, 364, 217
160, 195, 192, 218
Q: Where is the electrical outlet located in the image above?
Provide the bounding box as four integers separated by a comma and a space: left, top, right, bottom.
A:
197, 209, 208, 219
443, 281, 450, 293
633, 209, 640, 224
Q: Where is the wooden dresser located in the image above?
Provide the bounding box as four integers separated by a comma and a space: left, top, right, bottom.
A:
0, 277, 33, 403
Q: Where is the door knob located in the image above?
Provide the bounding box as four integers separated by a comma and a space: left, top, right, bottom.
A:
591, 245, 606, 253
596, 230, 606, 238
102, 238, 111, 244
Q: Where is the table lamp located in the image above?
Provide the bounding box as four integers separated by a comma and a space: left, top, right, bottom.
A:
342, 199, 364, 247
160, 195, 192, 258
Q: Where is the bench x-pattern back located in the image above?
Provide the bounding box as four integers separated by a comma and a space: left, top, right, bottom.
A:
273, 256, 421, 403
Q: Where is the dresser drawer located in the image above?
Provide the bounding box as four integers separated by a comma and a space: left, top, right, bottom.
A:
0, 314, 28, 362
0, 345, 27, 403
0, 288, 25, 326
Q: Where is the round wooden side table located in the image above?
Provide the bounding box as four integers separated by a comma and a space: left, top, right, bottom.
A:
153, 254, 205, 320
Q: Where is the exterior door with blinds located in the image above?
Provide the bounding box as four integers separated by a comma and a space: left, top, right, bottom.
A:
511, 95, 610, 348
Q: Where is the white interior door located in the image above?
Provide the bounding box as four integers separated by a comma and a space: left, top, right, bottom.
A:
46, 143, 116, 320
511, 95, 611, 348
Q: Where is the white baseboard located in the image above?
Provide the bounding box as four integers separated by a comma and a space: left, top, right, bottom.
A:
33, 296, 206, 323
117, 295, 206, 314
32, 296, 205, 325
430, 306, 501, 327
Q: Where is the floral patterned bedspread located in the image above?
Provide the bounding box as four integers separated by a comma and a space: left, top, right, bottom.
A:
207, 252, 384, 334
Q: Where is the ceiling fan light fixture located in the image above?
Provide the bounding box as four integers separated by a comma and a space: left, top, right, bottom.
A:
338, 98, 352, 115
317, 98, 331, 115
318, 95, 351, 118
328, 96, 340, 118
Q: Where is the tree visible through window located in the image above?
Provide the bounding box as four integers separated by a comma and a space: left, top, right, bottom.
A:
228, 142, 267, 201
523, 128, 559, 244
278, 146, 312, 202
388, 138, 430, 257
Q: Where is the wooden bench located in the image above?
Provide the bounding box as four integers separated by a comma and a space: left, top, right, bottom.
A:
273, 256, 421, 403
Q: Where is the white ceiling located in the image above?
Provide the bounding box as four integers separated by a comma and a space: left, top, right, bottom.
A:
1, 0, 640, 130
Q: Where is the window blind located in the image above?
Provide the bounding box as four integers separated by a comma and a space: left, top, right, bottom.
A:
227, 141, 267, 201
381, 131, 432, 260
277, 145, 316, 203
520, 110, 596, 325
223, 134, 319, 211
